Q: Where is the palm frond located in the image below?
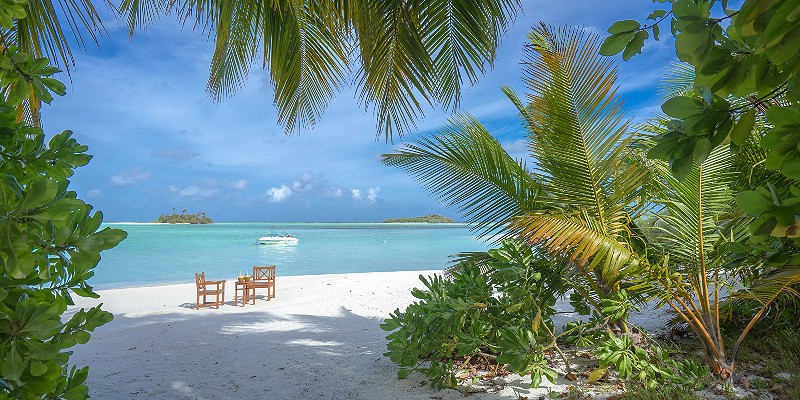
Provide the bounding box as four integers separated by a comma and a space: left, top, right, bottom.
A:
117, 0, 520, 139
382, 113, 539, 239
421, 0, 517, 110
659, 62, 694, 100
654, 146, 737, 269
117, 0, 172, 35
15, 0, 105, 71
511, 212, 641, 284
523, 24, 636, 233
511, 24, 648, 279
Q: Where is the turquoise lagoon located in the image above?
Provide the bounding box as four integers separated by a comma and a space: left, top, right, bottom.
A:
94, 223, 489, 289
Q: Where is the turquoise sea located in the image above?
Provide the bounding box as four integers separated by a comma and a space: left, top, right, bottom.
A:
94, 223, 490, 289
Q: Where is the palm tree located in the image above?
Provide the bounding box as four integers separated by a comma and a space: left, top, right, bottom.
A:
117, 0, 521, 140
383, 24, 653, 319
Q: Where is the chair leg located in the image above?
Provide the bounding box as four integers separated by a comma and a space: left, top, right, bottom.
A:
196, 292, 200, 310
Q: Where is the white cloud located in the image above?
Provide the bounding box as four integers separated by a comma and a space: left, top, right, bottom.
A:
350, 188, 361, 201
267, 185, 292, 202
292, 171, 315, 192
227, 179, 248, 190
110, 167, 151, 187
367, 186, 380, 203
324, 186, 342, 198
87, 189, 103, 198
169, 185, 218, 199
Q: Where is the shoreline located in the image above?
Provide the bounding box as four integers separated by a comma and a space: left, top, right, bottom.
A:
89, 268, 445, 291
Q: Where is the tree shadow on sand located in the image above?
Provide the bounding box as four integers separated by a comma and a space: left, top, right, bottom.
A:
68, 306, 532, 400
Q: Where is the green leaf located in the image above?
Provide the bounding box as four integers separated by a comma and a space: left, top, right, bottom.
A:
29, 360, 48, 377
647, 10, 667, 20
76, 228, 127, 252
692, 138, 712, 164
600, 32, 634, 56
608, 20, 641, 34
773, 205, 799, 226
782, 159, 800, 180
737, 191, 772, 216
1, 345, 26, 385
19, 177, 57, 210
662, 96, 704, 119
588, 367, 608, 383
751, 214, 778, 236
27, 320, 62, 341
397, 368, 411, 379
40, 78, 66, 96
671, 156, 694, 181
730, 109, 756, 145
766, 106, 800, 127
623, 31, 648, 60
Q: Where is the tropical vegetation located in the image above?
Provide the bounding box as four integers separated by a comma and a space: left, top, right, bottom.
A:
117, 0, 523, 140
1, 0, 797, 397
0, 1, 522, 397
0, 13, 126, 399
381, 3, 799, 393
382, 214, 454, 223
601, 0, 800, 379
155, 209, 213, 224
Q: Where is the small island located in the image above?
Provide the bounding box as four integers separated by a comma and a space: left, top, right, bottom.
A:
382, 214, 455, 223
155, 209, 213, 224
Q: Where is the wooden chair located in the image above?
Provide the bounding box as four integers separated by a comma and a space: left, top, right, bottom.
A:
252, 265, 276, 301
195, 272, 226, 309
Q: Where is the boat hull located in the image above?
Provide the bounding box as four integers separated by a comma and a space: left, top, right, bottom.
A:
257, 236, 299, 244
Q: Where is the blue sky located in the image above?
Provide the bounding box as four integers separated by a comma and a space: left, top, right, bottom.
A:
42, 0, 675, 222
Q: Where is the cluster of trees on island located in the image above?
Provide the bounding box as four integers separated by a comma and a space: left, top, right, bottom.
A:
382, 214, 455, 223
155, 209, 213, 224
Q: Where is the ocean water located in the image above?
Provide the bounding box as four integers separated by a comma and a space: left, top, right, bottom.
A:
93, 223, 490, 289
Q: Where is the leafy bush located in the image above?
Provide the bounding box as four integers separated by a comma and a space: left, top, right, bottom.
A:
0, 41, 126, 399
382, 240, 566, 388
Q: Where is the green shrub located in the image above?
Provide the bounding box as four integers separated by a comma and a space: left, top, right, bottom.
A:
382, 240, 565, 388
0, 46, 126, 398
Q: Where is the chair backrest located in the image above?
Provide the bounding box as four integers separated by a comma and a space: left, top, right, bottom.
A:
195, 272, 206, 289
253, 265, 275, 281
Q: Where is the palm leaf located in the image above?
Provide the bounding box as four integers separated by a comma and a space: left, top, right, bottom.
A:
351, 0, 433, 140
421, 0, 517, 110
513, 24, 647, 279
382, 112, 539, 239
117, 0, 521, 139
14, 0, 105, 71
511, 212, 641, 285
654, 146, 737, 270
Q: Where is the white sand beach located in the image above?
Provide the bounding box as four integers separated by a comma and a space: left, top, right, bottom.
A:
68, 270, 674, 399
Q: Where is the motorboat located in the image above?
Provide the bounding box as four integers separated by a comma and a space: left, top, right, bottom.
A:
257, 231, 298, 244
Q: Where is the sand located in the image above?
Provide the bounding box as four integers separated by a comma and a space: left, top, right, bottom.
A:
67, 270, 675, 399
